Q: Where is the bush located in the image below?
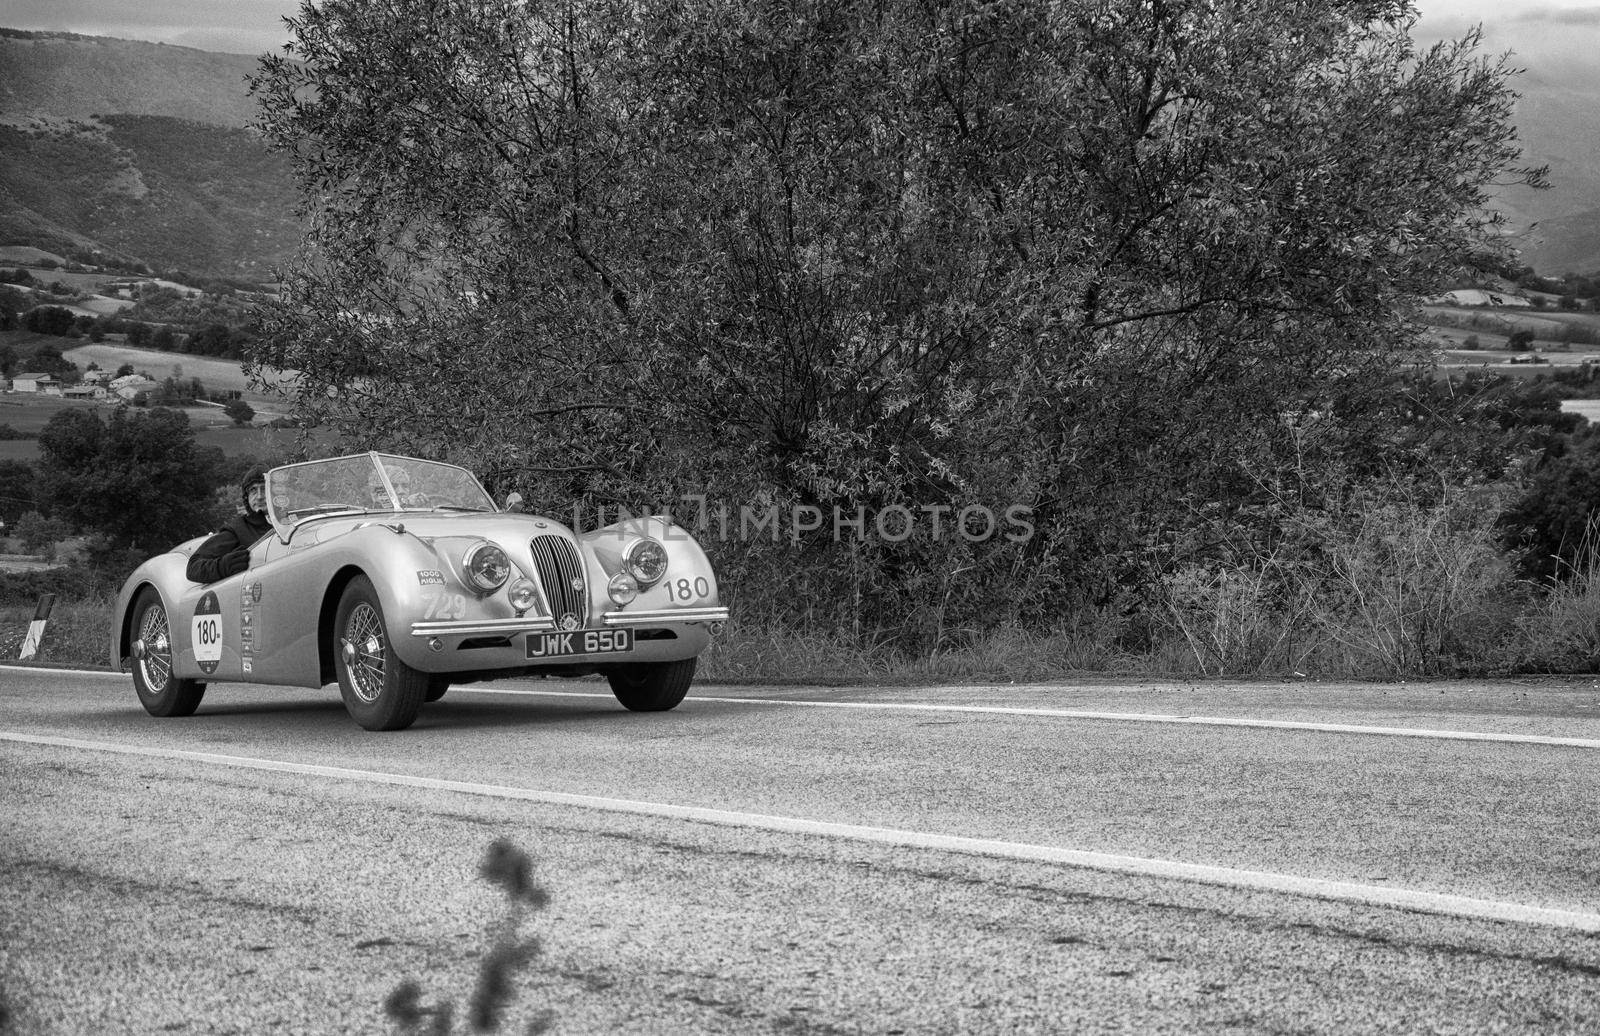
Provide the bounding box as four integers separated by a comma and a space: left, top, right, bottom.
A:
21, 305, 75, 336
1154, 479, 1520, 678
1512, 541, 1600, 672
0, 566, 102, 605
224, 398, 255, 426
12, 512, 72, 559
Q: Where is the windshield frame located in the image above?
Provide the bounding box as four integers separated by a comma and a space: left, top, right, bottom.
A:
264, 452, 497, 537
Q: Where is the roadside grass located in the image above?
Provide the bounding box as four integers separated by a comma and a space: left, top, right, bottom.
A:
0, 595, 113, 667
5, 585, 1597, 683
698, 613, 1146, 686
11, 491, 1600, 683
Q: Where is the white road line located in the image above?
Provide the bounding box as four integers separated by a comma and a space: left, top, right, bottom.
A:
464, 687, 1600, 750
5, 729, 1599, 934
0, 664, 120, 680
7, 666, 1599, 749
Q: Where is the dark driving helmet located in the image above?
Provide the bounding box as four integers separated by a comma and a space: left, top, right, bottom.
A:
241, 465, 269, 511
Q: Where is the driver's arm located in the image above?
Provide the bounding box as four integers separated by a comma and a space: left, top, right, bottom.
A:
186, 526, 248, 583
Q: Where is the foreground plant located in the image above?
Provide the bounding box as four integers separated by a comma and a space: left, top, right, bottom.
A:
384, 839, 554, 1035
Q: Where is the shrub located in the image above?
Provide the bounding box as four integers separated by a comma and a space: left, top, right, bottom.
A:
21, 305, 75, 336
1153, 478, 1520, 678
12, 512, 72, 559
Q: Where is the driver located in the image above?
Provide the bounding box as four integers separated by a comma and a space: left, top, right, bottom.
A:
187, 466, 273, 583
368, 468, 429, 508
388, 468, 429, 507
366, 470, 392, 509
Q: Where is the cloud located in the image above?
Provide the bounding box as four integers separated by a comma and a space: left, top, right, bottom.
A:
1512, 5, 1600, 25
0, 0, 295, 54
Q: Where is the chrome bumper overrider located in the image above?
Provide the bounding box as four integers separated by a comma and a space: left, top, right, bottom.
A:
601, 607, 730, 627
410, 616, 558, 638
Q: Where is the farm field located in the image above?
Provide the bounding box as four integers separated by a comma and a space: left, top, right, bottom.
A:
1424, 303, 1600, 347
1560, 399, 1600, 422
0, 393, 304, 462
59, 343, 292, 400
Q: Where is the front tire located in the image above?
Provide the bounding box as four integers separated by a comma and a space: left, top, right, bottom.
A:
129, 589, 206, 717
606, 657, 695, 712
333, 576, 427, 731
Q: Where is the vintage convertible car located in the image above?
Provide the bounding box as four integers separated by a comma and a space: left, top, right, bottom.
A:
111, 452, 728, 731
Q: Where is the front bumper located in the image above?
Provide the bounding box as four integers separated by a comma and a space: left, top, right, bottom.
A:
410, 616, 556, 637
397, 607, 727, 674
601, 606, 730, 627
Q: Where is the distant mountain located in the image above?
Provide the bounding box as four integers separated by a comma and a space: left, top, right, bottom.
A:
0, 29, 298, 279
0, 24, 1597, 279
0, 28, 261, 126
1494, 70, 1600, 278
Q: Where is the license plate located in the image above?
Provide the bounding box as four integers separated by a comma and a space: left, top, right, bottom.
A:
526, 628, 632, 659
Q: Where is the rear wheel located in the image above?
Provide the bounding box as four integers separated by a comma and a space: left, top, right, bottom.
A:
606, 657, 695, 712
333, 576, 427, 731
129, 589, 206, 717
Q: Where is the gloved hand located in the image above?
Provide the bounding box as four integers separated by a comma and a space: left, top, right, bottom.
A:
221, 546, 252, 577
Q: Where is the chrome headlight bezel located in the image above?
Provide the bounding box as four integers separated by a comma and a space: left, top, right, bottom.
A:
463, 541, 511, 593
623, 537, 668, 587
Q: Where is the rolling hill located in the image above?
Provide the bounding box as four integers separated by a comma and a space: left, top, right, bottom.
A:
0, 29, 299, 279
0, 22, 1598, 278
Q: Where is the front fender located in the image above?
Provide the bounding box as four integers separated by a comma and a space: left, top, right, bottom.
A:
111, 547, 202, 670
581, 515, 724, 619
310, 525, 530, 674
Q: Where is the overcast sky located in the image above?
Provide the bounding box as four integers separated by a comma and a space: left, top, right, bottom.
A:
0, 0, 1597, 57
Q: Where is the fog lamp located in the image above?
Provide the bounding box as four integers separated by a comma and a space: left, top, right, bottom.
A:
608, 572, 639, 606
508, 577, 538, 613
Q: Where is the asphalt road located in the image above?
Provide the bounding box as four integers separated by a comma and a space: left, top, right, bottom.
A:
2, 666, 1599, 1034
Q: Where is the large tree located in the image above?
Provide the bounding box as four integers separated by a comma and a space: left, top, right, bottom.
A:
251, 0, 1542, 628
35, 407, 226, 551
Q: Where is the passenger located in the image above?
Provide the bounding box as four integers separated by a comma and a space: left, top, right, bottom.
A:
186, 466, 274, 583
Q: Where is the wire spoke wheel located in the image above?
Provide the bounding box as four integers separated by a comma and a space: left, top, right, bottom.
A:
333, 575, 427, 731
129, 589, 205, 718
135, 603, 173, 690
341, 602, 387, 704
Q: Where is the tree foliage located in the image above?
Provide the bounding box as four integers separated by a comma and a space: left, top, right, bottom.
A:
22, 305, 75, 336
251, 0, 1543, 635
35, 407, 226, 550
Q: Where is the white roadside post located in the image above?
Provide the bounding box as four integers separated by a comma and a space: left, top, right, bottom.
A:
18, 593, 56, 661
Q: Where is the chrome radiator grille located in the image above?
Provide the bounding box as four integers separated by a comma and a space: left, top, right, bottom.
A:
530, 534, 586, 628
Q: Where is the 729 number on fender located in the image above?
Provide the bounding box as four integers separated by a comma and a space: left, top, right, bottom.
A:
526, 628, 632, 659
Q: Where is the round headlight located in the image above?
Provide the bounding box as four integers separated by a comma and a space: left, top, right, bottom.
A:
507, 577, 538, 613
608, 571, 639, 606
624, 538, 668, 586
463, 542, 510, 593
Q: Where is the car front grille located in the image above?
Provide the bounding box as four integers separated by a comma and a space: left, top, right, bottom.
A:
530, 534, 586, 628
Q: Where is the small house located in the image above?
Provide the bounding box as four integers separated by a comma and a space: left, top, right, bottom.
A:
10, 373, 60, 394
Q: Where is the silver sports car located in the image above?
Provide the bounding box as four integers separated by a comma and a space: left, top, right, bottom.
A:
111, 452, 729, 730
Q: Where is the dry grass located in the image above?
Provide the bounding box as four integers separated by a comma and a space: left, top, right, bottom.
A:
0, 596, 113, 667
697, 613, 1141, 685
3, 554, 1594, 684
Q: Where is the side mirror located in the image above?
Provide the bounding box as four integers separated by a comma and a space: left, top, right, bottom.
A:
504, 492, 526, 513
